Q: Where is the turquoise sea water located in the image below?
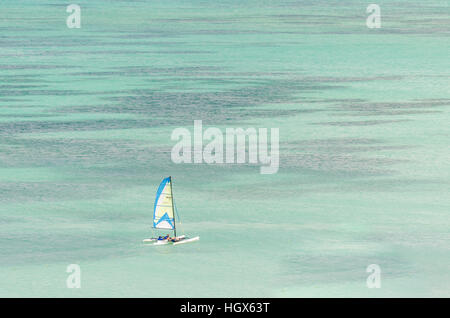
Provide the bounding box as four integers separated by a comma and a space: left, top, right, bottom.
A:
0, 0, 449, 297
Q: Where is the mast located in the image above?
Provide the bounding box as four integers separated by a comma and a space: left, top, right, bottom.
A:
170, 176, 177, 237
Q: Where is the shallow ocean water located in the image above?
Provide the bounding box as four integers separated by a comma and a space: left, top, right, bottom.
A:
0, 0, 449, 297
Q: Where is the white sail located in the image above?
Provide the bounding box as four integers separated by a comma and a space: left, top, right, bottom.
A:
153, 177, 175, 230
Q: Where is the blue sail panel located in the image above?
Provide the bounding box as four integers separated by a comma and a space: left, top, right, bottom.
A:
153, 177, 175, 230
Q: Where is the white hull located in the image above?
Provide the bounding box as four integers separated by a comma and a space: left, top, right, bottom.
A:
142, 235, 199, 246
173, 236, 200, 245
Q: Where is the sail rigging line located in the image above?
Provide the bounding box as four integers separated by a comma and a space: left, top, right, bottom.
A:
170, 176, 176, 237
173, 199, 184, 236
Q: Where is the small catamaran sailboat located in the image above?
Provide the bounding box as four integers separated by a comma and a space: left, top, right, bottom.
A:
142, 176, 199, 246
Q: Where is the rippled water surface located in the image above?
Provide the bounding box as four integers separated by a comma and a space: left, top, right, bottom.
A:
0, 0, 449, 297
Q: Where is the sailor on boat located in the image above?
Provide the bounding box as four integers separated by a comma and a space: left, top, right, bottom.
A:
157, 234, 179, 242
169, 236, 181, 243
157, 234, 170, 241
